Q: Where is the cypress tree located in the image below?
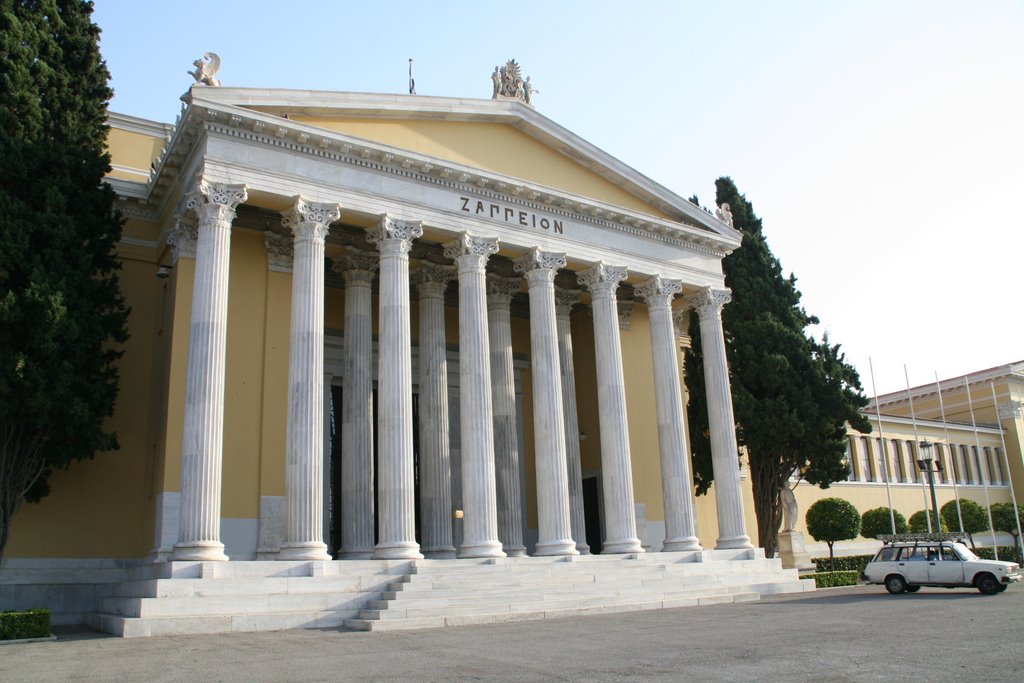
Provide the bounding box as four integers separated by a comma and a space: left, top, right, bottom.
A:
684, 177, 869, 557
0, 0, 129, 557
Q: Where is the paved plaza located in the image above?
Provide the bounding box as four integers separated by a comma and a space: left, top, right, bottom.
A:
1, 584, 1021, 681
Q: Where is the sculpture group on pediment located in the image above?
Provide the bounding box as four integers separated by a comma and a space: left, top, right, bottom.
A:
491, 60, 537, 106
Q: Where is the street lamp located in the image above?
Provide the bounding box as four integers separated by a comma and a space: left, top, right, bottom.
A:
917, 440, 942, 532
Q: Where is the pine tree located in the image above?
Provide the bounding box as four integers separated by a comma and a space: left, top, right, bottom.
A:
0, 0, 129, 557
684, 177, 869, 558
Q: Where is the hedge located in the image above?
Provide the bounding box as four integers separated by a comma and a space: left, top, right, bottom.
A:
811, 554, 874, 573
808, 571, 860, 588
0, 609, 51, 641
973, 545, 1023, 566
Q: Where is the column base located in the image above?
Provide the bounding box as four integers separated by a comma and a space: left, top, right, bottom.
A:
459, 540, 507, 559
422, 546, 458, 560
372, 541, 424, 560
337, 547, 374, 560
503, 545, 528, 558
575, 543, 591, 555
171, 541, 229, 562
601, 537, 645, 554
715, 534, 754, 550
278, 542, 331, 561
661, 537, 703, 552
534, 539, 580, 557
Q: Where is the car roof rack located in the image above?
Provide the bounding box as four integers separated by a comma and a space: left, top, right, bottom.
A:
876, 532, 969, 543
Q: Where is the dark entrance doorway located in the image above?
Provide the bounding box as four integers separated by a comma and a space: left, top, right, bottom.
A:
582, 475, 602, 554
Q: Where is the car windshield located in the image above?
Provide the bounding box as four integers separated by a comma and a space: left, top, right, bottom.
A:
951, 543, 977, 561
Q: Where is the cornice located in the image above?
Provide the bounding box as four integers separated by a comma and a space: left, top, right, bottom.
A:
107, 111, 175, 138
134, 98, 739, 260
872, 362, 1024, 409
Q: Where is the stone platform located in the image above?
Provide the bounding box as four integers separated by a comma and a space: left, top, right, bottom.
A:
74, 548, 812, 637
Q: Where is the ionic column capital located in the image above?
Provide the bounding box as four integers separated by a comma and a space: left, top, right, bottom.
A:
685, 286, 732, 320
634, 275, 683, 312
413, 262, 456, 299
368, 214, 423, 255
264, 232, 293, 272
577, 262, 628, 300
281, 195, 341, 244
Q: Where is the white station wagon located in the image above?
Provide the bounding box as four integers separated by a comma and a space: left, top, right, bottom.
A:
862, 534, 1022, 595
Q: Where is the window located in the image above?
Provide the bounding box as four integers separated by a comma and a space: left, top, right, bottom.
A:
972, 446, 984, 484
906, 440, 918, 483
960, 445, 973, 484
876, 438, 889, 482
845, 437, 855, 479
892, 440, 905, 482
859, 437, 873, 482
983, 448, 999, 484
992, 448, 1006, 484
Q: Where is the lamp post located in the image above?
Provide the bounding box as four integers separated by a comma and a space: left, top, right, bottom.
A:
917, 440, 942, 532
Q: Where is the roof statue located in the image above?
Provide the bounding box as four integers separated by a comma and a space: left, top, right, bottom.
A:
188, 52, 221, 87
715, 202, 733, 227
491, 60, 536, 106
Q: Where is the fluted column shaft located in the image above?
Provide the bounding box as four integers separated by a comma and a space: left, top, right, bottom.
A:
277, 197, 339, 561
686, 286, 752, 549
578, 263, 643, 554
444, 233, 505, 559
414, 263, 457, 559
173, 181, 247, 562
487, 275, 527, 557
334, 250, 378, 559
636, 276, 701, 552
369, 216, 424, 560
516, 250, 578, 556
555, 288, 590, 554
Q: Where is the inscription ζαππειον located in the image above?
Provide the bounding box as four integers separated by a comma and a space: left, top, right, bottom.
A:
459, 196, 563, 234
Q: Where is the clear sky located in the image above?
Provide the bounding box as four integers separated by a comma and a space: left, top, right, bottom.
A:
92, 0, 1023, 396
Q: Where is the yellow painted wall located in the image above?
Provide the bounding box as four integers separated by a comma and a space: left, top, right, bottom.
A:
259, 269, 292, 498
290, 117, 671, 219
5, 256, 162, 557
106, 127, 163, 182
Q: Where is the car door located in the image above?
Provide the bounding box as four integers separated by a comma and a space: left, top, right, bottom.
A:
927, 544, 965, 585
898, 545, 931, 584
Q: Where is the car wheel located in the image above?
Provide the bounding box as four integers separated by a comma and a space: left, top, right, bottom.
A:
885, 575, 907, 594
996, 584, 1008, 593
975, 573, 1000, 595
905, 585, 921, 593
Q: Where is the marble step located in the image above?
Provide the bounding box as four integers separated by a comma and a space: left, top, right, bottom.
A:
113, 574, 397, 599
345, 591, 761, 632
86, 607, 360, 638
98, 590, 382, 618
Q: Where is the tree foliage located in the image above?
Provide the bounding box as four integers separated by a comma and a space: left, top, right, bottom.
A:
684, 177, 870, 558
909, 510, 949, 533
940, 499, 989, 550
806, 497, 861, 571
989, 502, 1023, 543
0, 0, 128, 558
860, 506, 908, 539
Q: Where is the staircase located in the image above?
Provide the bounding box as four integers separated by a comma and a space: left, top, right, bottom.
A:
85, 549, 813, 637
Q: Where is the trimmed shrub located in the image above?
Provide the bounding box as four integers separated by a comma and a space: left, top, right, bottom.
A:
812, 554, 874, 573
0, 609, 51, 641
861, 507, 908, 538
909, 510, 949, 533
809, 571, 859, 588
973, 545, 1024, 566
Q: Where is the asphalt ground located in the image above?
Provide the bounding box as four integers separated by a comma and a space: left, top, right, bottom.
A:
1, 584, 1021, 682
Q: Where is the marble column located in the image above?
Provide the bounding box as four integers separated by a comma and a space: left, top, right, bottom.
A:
555, 287, 590, 554
515, 249, 578, 556
685, 286, 752, 549
173, 180, 247, 562
443, 233, 505, 559
332, 248, 379, 559
413, 262, 457, 559
368, 215, 424, 560
635, 275, 701, 552
577, 263, 644, 554
487, 274, 528, 557
276, 196, 338, 561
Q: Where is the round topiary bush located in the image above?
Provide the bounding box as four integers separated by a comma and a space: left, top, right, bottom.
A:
909, 509, 949, 533
806, 497, 861, 571
861, 507, 908, 538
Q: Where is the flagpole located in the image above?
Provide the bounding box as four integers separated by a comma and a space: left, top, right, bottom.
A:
963, 376, 998, 559
905, 365, 932, 531
935, 371, 964, 533
869, 358, 897, 533
990, 380, 1023, 545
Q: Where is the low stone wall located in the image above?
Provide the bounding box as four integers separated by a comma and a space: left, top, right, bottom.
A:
0, 559, 137, 624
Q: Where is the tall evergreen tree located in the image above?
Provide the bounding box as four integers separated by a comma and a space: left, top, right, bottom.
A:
0, 0, 128, 557
684, 177, 869, 558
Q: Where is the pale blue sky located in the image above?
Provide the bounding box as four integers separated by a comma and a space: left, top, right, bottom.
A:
92, 0, 1024, 396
